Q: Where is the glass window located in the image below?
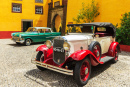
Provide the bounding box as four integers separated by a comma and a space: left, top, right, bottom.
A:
54, 1, 60, 7
12, 3, 22, 13
67, 26, 92, 33
35, 0, 43, 3
35, 6, 43, 14
44, 29, 51, 33
97, 27, 106, 31
37, 29, 51, 33
26, 28, 37, 32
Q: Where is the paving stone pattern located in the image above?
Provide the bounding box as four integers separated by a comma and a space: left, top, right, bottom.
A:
0, 39, 130, 87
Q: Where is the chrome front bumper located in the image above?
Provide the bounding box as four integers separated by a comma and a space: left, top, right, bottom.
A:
15, 40, 24, 43
11, 37, 24, 43
31, 59, 73, 75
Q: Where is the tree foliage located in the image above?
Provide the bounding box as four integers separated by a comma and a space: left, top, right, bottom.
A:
116, 12, 130, 45
73, 0, 100, 23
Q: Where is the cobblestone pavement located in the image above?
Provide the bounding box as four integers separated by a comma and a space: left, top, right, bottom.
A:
0, 39, 130, 87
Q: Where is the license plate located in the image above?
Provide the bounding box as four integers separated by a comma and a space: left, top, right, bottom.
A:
53, 47, 65, 53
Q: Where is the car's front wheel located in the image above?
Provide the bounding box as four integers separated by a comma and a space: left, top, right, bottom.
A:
73, 57, 91, 86
36, 51, 46, 71
25, 39, 31, 46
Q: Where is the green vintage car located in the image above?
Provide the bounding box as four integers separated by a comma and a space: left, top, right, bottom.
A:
11, 27, 61, 46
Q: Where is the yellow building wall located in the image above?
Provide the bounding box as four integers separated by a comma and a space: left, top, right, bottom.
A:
66, 0, 130, 26
0, 0, 49, 31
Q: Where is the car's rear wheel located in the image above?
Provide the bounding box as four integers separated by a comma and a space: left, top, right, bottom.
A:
73, 57, 91, 86
112, 47, 119, 63
25, 39, 31, 46
89, 41, 101, 61
36, 51, 46, 71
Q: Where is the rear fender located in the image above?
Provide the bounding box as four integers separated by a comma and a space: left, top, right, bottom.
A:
69, 50, 103, 66
108, 42, 120, 57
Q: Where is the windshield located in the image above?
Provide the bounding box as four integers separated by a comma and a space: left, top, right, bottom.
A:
26, 28, 37, 32
37, 29, 51, 33
67, 26, 93, 33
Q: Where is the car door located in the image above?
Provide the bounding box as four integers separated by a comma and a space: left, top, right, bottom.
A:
94, 36, 112, 54
37, 29, 45, 42
44, 29, 53, 41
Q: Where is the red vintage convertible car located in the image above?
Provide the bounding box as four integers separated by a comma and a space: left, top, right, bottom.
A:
31, 22, 121, 86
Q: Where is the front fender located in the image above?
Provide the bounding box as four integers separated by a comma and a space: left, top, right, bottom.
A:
36, 45, 48, 52
36, 45, 53, 59
69, 50, 103, 66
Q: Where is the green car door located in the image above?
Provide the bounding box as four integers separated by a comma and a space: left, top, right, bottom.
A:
38, 29, 60, 41
44, 29, 61, 41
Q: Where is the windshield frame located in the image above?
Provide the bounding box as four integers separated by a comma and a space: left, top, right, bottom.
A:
26, 27, 38, 32
67, 25, 95, 34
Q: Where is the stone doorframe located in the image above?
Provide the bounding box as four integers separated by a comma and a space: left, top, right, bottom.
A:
47, 0, 67, 35
51, 8, 63, 32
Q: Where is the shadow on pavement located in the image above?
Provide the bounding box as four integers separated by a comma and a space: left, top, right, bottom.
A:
91, 61, 112, 79
25, 61, 113, 87
24, 69, 78, 87
7, 42, 45, 47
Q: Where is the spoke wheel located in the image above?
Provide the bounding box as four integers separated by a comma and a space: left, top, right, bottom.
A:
25, 39, 31, 46
36, 51, 46, 71
73, 57, 91, 86
93, 45, 101, 61
89, 41, 101, 61
80, 60, 90, 81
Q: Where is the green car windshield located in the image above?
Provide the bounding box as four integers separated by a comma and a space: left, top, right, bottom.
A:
26, 28, 37, 32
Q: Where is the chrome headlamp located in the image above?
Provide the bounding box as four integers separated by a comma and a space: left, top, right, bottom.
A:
19, 35, 21, 38
45, 40, 52, 48
63, 42, 70, 51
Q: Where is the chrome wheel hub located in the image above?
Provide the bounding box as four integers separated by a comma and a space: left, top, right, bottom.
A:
85, 68, 88, 75
26, 39, 31, 45
97, 51, 99, 57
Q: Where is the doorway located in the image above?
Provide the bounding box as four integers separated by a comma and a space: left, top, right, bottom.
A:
52, 14, 62, 32
23, 21, 31, 32
21, 20, 33, 32
55, 15, 62, 32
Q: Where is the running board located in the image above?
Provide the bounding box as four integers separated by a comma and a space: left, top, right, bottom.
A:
100, 56, 114, 63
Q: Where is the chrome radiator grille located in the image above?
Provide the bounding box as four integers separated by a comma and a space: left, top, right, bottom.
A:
12, 36, 20, 41
53, 38, 65, 65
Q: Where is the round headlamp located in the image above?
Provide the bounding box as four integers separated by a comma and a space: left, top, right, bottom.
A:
45, 40, 52, 48
63, 42, 70, 51
19, 35, 21, 38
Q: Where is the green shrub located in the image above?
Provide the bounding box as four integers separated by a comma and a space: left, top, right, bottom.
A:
73, 0, 100, 23
116, 12, 130, 45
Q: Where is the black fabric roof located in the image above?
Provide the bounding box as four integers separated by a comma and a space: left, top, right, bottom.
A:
67, 22, 116, 37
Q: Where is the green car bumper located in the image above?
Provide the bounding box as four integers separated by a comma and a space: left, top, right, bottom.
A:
11, 37, 25, 43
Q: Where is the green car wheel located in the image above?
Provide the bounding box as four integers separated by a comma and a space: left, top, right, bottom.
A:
25, 39, 31, 46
